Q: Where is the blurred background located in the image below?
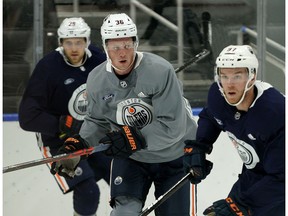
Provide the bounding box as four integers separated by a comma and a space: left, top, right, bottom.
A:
3, 0, 285, 114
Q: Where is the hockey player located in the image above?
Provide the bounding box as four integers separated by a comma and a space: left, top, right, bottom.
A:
183, 45, 285, 216
50, 13, 198, 216
18, 17, 112, 216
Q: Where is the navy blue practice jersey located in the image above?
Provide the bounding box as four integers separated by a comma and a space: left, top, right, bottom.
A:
197, 81, 285, 213
18, 45, 106, 147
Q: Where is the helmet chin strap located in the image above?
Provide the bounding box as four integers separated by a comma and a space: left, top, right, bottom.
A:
56, 47, 88, 67
111, 57, 135, 72
56, 40, 92, 67
218, 75, 255, 107
106, 51, 137, 74
103, 39, 139, 73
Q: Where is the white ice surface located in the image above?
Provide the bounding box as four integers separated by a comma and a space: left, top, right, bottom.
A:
3, 121, 242, 216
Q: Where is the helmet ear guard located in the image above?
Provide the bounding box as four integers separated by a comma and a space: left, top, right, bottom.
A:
57, 17, 91, 46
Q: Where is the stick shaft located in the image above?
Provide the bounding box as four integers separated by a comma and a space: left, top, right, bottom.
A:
175, 49, 210, 73
3, 144, 109, 173
140, 172, 192, 216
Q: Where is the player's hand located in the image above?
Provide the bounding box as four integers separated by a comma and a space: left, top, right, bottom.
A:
203, 196, 251, 216
99, 125, 147, 158
59, 115, 83, 140
50, 134, 88, 179
183, 140, 213, 184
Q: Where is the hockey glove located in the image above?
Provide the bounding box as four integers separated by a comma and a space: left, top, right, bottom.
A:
203, 196, 251, 216
99, 125, 147, 158
59, 115, 83, 140
50, 134, 88, 179
183, 140, 213, 184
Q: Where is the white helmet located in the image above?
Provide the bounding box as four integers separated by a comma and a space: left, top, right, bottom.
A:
101, 13, 138, 45
57, 17, 91, 45
215, 45, 259, 106
101, 13, 138, 72
215, 45, 258, 78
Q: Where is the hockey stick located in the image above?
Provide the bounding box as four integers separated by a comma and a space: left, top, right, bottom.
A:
138, 50, 209, 214
3, 144, 110, 174
174, 49, 210, 73
140, 171, 194, 216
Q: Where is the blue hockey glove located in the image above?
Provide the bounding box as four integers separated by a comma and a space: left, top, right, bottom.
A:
203, 196, 251, 216
183, 140, 213, 184
59, 115, 83, 140
50, 134, 88, 179
99, 125, 147, 158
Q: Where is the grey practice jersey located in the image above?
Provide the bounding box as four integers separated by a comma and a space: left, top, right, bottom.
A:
80, 52, 197, 163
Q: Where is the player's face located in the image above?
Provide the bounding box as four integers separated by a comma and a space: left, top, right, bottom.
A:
61, 38, 87, 66
106, 37, 136, 75
219, 68, 249, 104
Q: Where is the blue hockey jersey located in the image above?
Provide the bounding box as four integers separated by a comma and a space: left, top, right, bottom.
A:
18, 45, 106, 148
197, 81, 285, 215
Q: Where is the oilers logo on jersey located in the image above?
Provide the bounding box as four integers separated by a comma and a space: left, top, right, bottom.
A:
116, 98, 153, 128
68, 83, 88, 120
227, 131, 260, 169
